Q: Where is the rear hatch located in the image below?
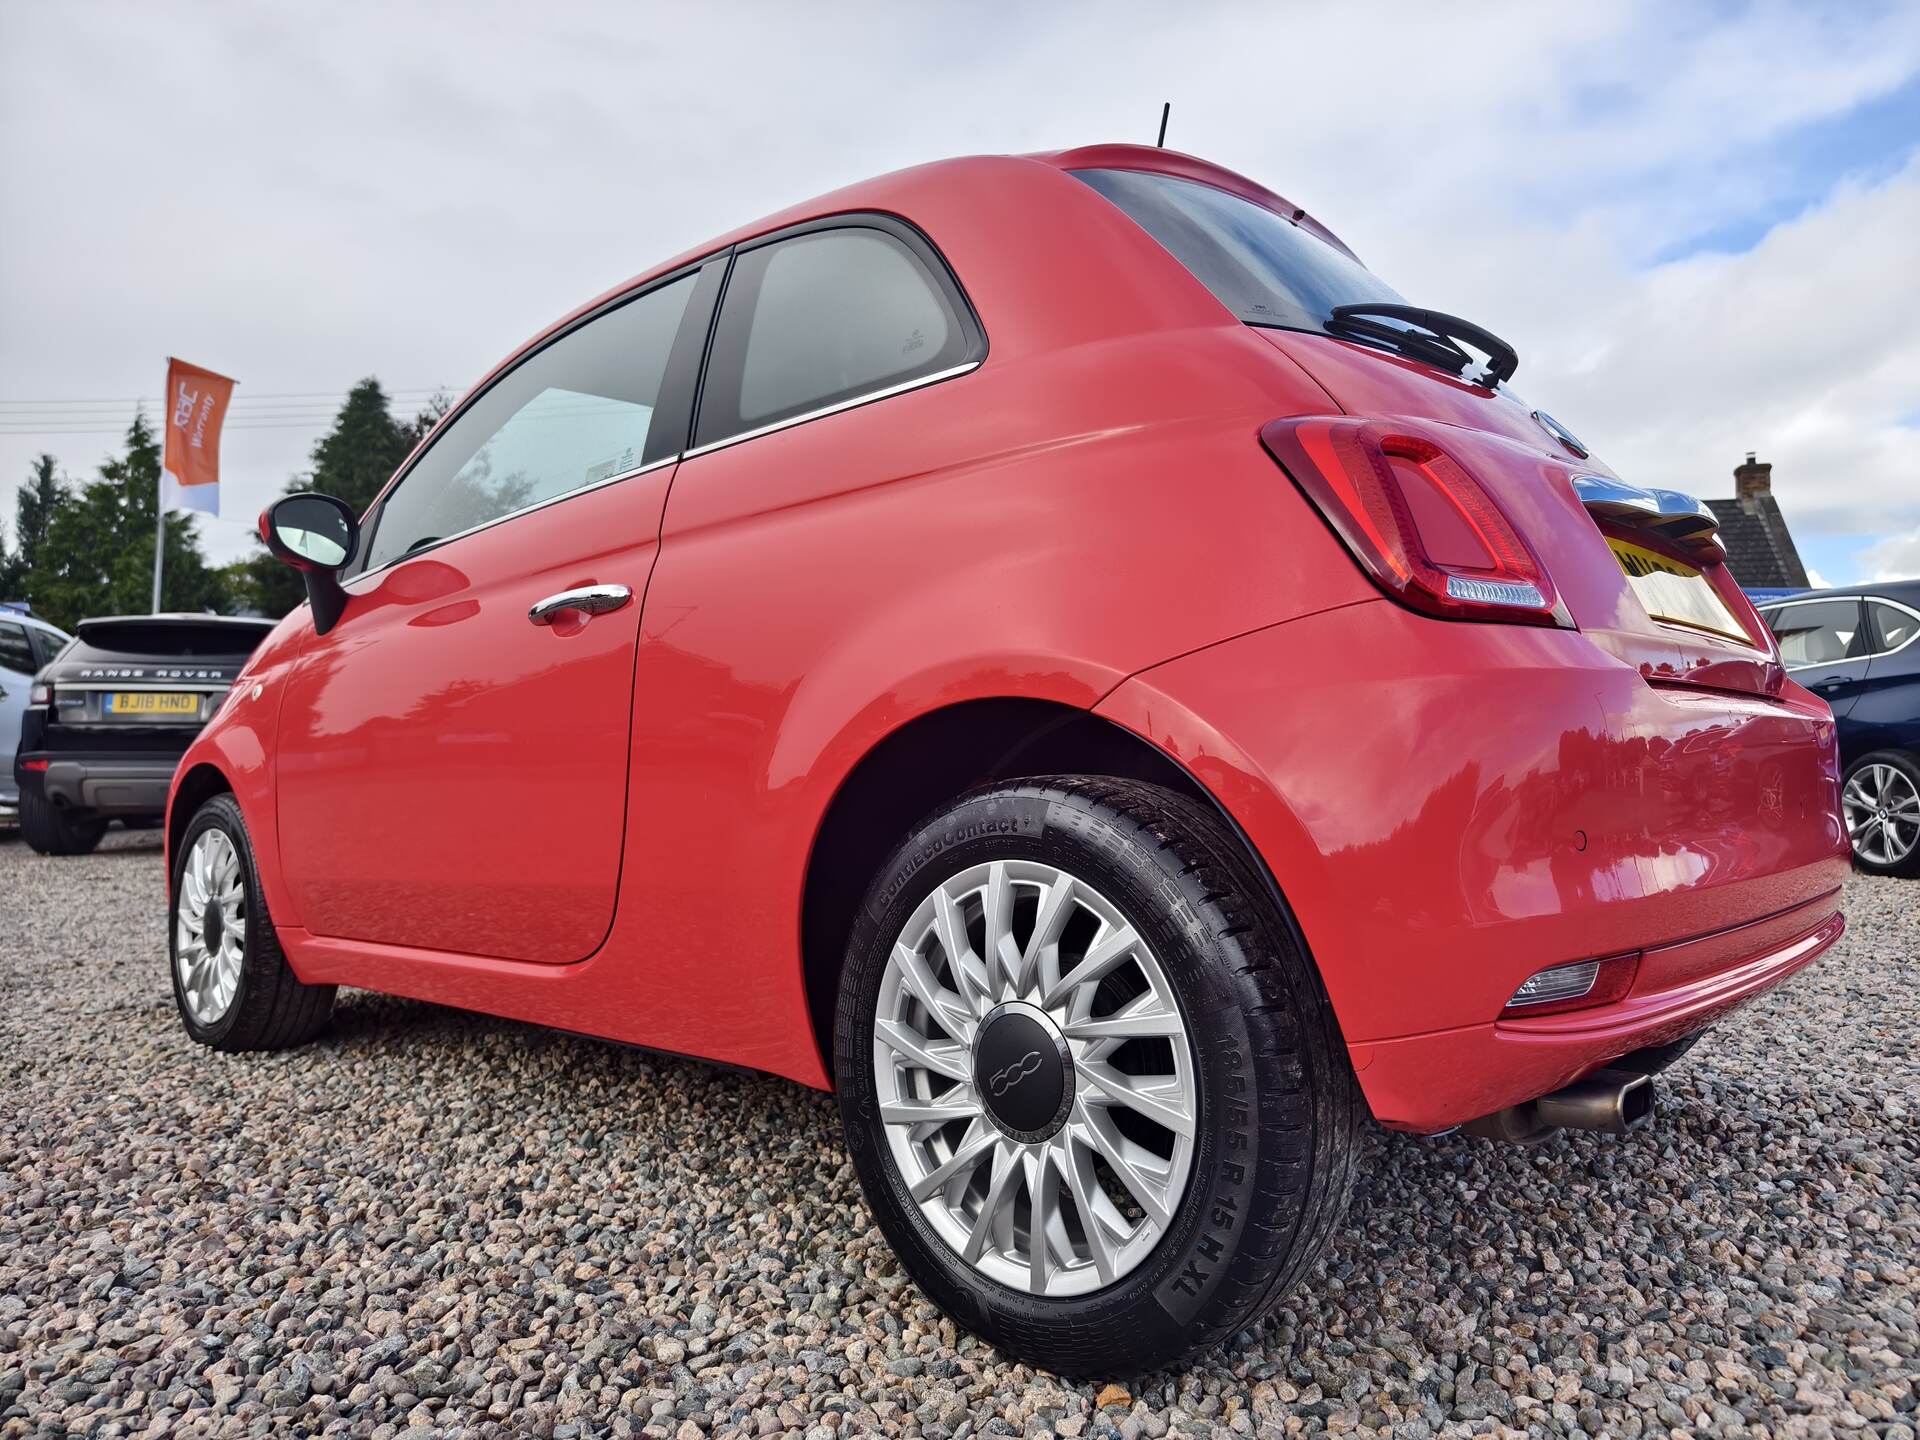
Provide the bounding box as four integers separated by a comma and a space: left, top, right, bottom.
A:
1254, 329, 1784, 698
43, 615, 274, 743
1068, 162, 1783, 698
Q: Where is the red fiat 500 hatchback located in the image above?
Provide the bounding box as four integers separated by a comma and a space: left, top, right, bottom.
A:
167, 144, 1849, 1374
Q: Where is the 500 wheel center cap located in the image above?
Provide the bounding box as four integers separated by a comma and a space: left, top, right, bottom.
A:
972, 1001, 1073, 1143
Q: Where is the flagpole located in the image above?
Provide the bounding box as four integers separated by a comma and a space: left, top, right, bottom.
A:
152, 359, 167, 613
151, 480, 166, 612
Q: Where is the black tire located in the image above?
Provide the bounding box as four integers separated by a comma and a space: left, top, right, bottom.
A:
834, 776, 1364, 1376
1842, 750, 1920, 878
170, 793, 336, 1050
19, 787, 107, 856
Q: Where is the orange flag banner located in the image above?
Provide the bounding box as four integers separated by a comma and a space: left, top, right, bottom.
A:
161, 358, 235, 515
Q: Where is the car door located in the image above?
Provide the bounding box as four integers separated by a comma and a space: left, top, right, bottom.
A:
1762, 598, 1870, 717
273, 261, 722, 964
0, 619, 36, 803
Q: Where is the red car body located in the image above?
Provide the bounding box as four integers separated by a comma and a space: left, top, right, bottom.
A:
169, 144, 1848, 1134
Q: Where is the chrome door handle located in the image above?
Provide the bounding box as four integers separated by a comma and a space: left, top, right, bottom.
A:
528, 584, 632, 626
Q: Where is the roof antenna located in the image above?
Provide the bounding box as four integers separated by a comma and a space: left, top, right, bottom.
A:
1156, 102, 1171, 148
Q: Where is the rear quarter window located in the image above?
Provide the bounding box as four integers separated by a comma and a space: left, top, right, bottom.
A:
695, 223, 980, 447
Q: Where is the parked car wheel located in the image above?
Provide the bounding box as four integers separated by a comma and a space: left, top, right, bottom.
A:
171, 794, 336, 1050
834, 776, 1363, 1375
1841, 751, 1920, 877
19, 787, 107, 856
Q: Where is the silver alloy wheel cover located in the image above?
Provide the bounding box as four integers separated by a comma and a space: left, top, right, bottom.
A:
874, 860, 1197, 1297
1843, 762, 1920, 866
175, 829, 247, 1025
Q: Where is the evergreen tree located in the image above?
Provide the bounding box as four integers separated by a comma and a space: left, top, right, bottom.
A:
25, 415, 225, 630
240, 378, 424, 616
1, 454, 63, 602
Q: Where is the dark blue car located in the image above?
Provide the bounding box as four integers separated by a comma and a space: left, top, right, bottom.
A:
1757, 581, 1920, 876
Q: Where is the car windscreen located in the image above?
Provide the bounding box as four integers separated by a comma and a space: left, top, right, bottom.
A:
1073, 168, 1403, 332
71, 618, 274, 659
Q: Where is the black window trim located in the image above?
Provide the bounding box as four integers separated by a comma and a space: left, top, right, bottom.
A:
684, 210, 988, 458
348, 255, 728, 585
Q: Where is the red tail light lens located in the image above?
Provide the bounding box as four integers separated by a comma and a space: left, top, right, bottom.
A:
1262, 417, 1564, 626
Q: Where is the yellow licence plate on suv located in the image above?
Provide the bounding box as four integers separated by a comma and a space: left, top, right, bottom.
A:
107, 691, 200, 716
1606, 536, 1750, 643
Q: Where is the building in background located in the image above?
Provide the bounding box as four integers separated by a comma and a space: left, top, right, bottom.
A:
1707, 453, 1811, 590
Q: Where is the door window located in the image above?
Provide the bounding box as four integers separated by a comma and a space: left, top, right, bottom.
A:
365, 273, 697, 570
696, 226, 975, 446
1764, 600, 1866, 667
0, 621, 33, 674
1867, 601, 1920, 655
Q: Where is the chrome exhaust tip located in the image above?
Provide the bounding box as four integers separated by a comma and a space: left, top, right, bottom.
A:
1534, 1068, 1654, 1135
1460, 1068, 1656, 1144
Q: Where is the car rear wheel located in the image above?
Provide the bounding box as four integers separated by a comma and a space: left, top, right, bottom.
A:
834, 776, 1363, 1375
19, 788, 107, 856
1842, 751, 1920, 877
171, 793, 336, 1050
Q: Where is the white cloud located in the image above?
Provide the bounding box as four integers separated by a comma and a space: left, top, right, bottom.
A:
1859, 527, 1920, 582
1, 0, 1917, 575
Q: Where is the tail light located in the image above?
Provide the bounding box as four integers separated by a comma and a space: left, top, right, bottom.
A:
29, 681, 52, 705
1501, 952, 1639, 1018
1262, 417, 1564, 626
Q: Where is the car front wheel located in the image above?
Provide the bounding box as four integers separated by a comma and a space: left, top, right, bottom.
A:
171, 793, 336, 1050
834, 776, 1363, 1375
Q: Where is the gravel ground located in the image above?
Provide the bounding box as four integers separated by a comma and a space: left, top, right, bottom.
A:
2, 828, 1915, 1440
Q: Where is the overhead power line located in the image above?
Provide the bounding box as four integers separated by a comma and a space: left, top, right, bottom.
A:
0, 385, 457, 439
0, 386, 450, 408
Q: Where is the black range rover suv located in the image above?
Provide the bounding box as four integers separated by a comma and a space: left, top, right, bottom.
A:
15, 614, 276, 855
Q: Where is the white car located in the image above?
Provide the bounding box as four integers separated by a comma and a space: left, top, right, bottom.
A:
0, 603, 72, 816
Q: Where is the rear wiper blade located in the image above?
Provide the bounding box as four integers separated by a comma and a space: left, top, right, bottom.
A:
1327, 302, 1519, 386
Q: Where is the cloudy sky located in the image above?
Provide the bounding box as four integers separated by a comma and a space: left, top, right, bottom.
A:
3, 1, 1918, 583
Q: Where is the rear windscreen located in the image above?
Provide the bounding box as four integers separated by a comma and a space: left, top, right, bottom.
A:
1073, 168, 1402, 331
72, 620, 273, 659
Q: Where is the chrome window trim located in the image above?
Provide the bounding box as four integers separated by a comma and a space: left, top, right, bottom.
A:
1757, 594, 1920, 671
42, 682, 230, 693
346, 456, 679, 589
682, 360, 982, 460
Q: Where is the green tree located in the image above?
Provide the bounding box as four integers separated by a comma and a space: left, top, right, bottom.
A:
1, 453, 63, 601
24, 415, 225, 630
239, 378, 426, 616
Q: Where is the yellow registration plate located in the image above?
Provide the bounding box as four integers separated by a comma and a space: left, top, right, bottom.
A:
107, 691, 199, 716
1606, 537, 1749, 643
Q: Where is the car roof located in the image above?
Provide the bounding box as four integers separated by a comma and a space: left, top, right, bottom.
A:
0, 606, 69, 636
381, 145, 1357, 496
1765, 580, 1920, 606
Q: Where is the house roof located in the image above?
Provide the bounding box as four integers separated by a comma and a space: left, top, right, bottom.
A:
1706, 494, 1810, 589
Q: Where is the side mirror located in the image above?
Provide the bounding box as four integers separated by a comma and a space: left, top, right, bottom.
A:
260, 493, 359, 635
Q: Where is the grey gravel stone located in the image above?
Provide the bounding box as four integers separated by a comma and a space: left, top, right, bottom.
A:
2, 826, 1916, 1437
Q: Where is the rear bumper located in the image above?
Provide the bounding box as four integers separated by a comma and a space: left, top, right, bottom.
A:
1351, 889, 1843, 1130
1096, 597, 1852, 1134
26, 755, 180, 817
